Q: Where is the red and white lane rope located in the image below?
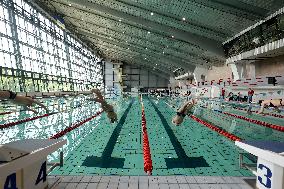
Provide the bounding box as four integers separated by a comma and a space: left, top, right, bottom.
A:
0, 102, 91, 130
223, 112, 284, 132
189, 115, 242, 141
0, 113, 56, 129
141, 98, 153, 175
233, 107, 284, 119
0, 111, 13, 116
49, 110, 103, 139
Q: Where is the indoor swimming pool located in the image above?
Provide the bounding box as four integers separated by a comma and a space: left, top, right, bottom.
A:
1, 96, 284, 176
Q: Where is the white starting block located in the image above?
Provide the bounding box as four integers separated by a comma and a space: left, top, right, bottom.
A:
236, 141, 284, 189
0, 139, 66, 189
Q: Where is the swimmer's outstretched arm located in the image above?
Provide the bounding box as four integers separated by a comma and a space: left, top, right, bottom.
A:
177, 101, 193, 113
24, 106, 38, 114
32, 100, 49, 113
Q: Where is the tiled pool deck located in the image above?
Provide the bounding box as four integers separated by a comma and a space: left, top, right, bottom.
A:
50, 175, 255, 189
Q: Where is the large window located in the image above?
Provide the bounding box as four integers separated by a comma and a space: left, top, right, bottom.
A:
0, 0, 103, 92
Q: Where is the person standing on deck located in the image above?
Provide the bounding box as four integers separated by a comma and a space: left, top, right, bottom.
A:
248, 88, 254, 103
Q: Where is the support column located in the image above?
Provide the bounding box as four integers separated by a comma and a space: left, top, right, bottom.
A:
230, 63, 245, 81
247, 63, 256, 78
193, 67, 208, 84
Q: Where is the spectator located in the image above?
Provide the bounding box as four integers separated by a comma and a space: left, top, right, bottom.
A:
236, 92, 241, 101
221, 88, 225, 99
248, 88, 254, 103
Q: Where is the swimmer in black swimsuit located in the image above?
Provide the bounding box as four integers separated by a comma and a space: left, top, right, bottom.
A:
172, 99, 197, 126
257, 99, 283, 114
90, 89, 117, 123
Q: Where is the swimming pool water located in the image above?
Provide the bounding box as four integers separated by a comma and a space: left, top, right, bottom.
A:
1, 96, 283, 176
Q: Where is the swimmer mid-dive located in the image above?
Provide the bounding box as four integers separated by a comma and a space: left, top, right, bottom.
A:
172, 99, 197, 126
257, 99, 283, 114
90, 89, 118, 123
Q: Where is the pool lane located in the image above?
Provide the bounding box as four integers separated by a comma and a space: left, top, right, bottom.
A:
196, 106, 284, 142
51, 99, 144, 175
49, 98, 255, 176
145, 98, 253, 176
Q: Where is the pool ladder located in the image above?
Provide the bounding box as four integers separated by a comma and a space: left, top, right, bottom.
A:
47, 151, 64, 174
239, 152, 257, 176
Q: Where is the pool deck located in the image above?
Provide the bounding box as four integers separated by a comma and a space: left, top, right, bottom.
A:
50, 175, 255, 189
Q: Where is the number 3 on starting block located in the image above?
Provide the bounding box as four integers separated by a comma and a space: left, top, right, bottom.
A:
258, 163, 272, 188
256, 157, 284, 189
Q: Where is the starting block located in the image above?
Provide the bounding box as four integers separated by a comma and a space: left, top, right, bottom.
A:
236, 141, 284, 189
0, 139, 66, 189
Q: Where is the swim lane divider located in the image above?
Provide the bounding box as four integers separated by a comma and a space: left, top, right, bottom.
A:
0, 102, 91, 129
189, 115, 242, 141
223, 112, 284, 132
49, 110, 103, 139
0, 111, 13, 116
233, 107, 284, 119
0, 112, 57, 129
141, 99, 153, 175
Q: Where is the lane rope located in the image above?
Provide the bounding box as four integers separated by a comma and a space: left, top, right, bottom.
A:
0, 101, 92, 130
199, 105, 284, 132
223, 112, 284, 132
189, 115, 242, 141
233, 107, 284, 119
141, 97, 153, 175
49, 110, 103, 139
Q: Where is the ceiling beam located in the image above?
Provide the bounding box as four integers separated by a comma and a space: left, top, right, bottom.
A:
65, 15, 208, 63
93, 39, 179, 71
77, 28, 197, 71
60, 0, 225, 56
188, 0, 266, 19
115, 0, 228, 37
